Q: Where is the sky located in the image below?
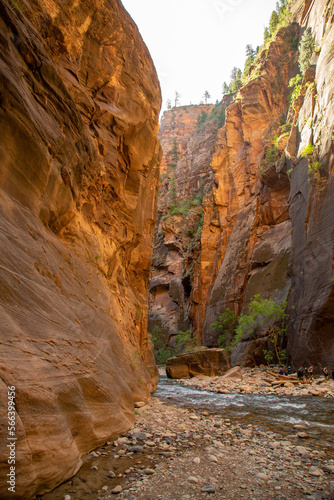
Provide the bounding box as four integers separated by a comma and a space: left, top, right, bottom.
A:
121, 0, 278, 111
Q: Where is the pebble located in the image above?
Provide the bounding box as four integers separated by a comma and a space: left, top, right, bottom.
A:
143, 468, 155, 475
193, 457, 201, 465
309, 466, 324, 477
134, 401, 146, 408
297, 432, 309, 439
296, 446, 309, 456
111, 485, 123, 494
188, 476, 199, 484
201, 485, 216, 493
208, 455, 219, 463
64, 496, 71, 500
256, 473, 269, 481
107, 471, 116, 478
132, 432, 148, 440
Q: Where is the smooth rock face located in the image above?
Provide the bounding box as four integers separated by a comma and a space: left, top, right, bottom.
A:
0, 0, 161, 498
286, 0, 334, 368
166, 349, 231, 379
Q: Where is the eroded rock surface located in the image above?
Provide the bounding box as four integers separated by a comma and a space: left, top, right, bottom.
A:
0, 0, 161, 497
166, 349, 231, 379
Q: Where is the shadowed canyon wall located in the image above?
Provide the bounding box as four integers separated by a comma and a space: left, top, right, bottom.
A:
0, 0, 161, 498
286, 0, 334, 367
150, 0, 334, 369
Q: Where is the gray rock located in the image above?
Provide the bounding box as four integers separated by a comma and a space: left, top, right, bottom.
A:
132, 432, 148, 441
128, 446, 144, 453
201, 485, 216, 493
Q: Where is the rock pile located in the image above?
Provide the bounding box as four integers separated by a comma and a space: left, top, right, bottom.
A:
179, 366, 334, 399
42, 396, 334, 500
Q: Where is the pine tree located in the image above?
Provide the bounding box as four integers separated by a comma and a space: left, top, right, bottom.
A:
298, 28, 315, 75
222, 82, 231, 95
269, 10, 279, 34
203, 90, 211, 105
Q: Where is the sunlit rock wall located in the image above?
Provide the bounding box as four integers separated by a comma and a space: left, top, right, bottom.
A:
0, 0, 161, 497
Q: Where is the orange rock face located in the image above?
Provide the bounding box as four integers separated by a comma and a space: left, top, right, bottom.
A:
0, 0, 161, 497
201, 26, 298, 352
149, 104, 221, 347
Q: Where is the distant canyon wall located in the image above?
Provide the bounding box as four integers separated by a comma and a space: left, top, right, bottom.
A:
150, 0, 334, 369
0, 0, 161, 498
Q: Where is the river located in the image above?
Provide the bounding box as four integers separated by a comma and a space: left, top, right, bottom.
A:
155, 376, 334, 453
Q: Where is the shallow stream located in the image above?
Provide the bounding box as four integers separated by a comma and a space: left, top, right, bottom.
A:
155, 376, 334, 452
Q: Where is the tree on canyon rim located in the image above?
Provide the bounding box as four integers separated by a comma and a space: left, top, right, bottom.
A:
203, 90, 211, 104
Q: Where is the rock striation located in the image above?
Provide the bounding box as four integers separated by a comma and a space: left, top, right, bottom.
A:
0, 0, 161, 498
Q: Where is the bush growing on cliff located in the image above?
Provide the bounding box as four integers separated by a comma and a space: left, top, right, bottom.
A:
211, 308, 238, 354
196, 111, 208, 130
235, 295, 287, 354
288, 73, 302, 102
236, 295, 286, 335
170, 138, 179, 168
298, 28, 315, 75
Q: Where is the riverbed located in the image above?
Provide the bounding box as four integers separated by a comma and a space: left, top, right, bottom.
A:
155, 376, 334, 452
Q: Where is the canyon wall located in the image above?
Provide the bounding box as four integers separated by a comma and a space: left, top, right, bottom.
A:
151, 0, 334, 369
149, 103, 226, 348
286, 0, 334, 367
0, 0, 161, 498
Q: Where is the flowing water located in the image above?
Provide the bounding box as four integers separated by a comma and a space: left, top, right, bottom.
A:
155, 377, 334, 452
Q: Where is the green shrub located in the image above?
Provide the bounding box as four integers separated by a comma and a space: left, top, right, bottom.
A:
235, 294, 287, 342
288, 74, 302, 102
196, 111, 208, 130
301, 144, 315, 158
298, 28, 315, 75
308, 161, 322, 176
211, 308, 238, 354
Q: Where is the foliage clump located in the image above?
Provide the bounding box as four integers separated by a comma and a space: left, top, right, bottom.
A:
211, 308, 238, 354
211, 295, 288, 365
151, 326, 196, 364
298, 28, 315, 75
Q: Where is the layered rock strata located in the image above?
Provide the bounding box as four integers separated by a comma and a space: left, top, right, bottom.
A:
0, 0, 161, 498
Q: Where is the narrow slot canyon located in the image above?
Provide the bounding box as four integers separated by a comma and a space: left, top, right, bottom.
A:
0, 0, 333, 499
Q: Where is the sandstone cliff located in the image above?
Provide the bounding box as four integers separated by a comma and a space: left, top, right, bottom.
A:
286, 0, 334, 367
0, 0, 161, 498
149, 103, 226, 350
202, 24, 299, 365
150, 0, 334, 370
